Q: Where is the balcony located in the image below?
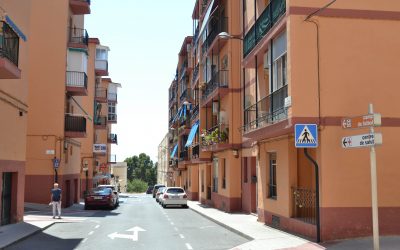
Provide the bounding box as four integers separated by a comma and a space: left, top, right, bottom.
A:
179, 60, 188, 79
201, 17, 228, 56
180, 88, 191, 103
191, 63, 199, 87
192, 144, 200, 159
65, 115, 86, 138
94, 116, 107, 129
201, 123, 229, 152
69, 0, 91, 15
242, 85, 288, 133
191, 104, 199, 120
243, 0, 286, 57
66, 71, 88, 96
68, 27, 88, 49
95, 59, 108, 76
108, 113, 117, 124
108, 154, 117, 164
0, 21, 21, 79
179, 150, 189, 162
108, 92, 117, 103
201, 70, 229, 106
95, 88, 107, 103
108, 133, 118, 144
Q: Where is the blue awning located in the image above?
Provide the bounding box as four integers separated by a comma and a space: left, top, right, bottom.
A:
185, 120, 199, 147
170, 144, 178, 158
183, 106, 187, 118
5, 15, 27, 41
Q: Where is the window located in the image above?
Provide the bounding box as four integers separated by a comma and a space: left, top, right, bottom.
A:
213, 158, 218, 193
108, 102, 116, 121
222, 159, 226, 189
201, 170, 204, 192
96, 48, 108, 60
272, 53, 287, 92
268, 153, 277, 199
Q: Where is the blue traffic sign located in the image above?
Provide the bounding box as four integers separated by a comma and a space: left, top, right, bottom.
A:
53, 158, 60, 169
295, 124, 318, 148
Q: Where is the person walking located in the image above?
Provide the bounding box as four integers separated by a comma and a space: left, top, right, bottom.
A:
50, 183, 62, 219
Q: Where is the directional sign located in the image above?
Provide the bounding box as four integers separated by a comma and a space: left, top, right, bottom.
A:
342, 114, 381, 129
295, 124, 318, 148
52, 158, 60, 169
108, 227, 146, 241
342, 133, 382, 149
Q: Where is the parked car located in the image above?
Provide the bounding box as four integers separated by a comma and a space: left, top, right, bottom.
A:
97, 185, 119, 205
84, 188, 117, 210
156, 187, 166, 203
161, 187, 188, 208
152, 184, 165, 198
146, 186, 154, 194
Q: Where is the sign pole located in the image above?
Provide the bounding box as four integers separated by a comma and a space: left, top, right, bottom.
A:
369, 103, 380, 250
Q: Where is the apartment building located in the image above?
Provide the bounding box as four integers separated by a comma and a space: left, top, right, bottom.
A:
110, 162, 127, 193
157, 134, 169, 186
241, 0, 400, 242
0, 1, 29, 226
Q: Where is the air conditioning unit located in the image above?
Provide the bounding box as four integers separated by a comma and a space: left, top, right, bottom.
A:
263, 51, 270, 69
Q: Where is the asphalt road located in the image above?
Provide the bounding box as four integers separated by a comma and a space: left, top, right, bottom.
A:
7, 194, 248, 250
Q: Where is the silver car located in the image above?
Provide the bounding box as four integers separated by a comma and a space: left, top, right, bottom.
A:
161, 187, 188, 208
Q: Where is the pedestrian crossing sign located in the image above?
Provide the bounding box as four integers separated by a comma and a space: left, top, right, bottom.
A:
295, 124, 318, 148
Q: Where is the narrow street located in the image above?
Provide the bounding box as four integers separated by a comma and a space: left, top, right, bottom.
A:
7, 194, 248, 250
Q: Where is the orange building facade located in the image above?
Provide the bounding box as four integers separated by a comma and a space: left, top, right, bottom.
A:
167, 0, 400, 242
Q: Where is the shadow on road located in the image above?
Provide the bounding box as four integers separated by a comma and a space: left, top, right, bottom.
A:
5, 232, 83, 250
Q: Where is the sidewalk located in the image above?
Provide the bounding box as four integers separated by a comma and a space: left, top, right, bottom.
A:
0, 202, 93, 249
188, 200, 400, 250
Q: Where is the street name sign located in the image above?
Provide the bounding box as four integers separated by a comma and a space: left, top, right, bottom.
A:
342, 114, 381, 129
342, 133, 382, 149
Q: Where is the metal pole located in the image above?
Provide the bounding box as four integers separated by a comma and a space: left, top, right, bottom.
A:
369, 103, 380, 250
304, 148, 320, 243
54, 169, 58, 183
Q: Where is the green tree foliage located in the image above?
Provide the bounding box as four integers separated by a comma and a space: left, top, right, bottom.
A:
126, 179, 148, 193
124, 153, 157, 186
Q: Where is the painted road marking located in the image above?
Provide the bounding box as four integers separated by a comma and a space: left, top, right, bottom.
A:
174, 227, 178, 231
108, 226, 146, 241
179, 234, 185, 239
82, 238, 87, 243
95, 225, 100, 229
170, 222, 174, 225
185, 243, 193, 250
88, 231, 94, 235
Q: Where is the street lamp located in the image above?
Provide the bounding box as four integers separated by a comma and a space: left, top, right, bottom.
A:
217, 32, 243, 41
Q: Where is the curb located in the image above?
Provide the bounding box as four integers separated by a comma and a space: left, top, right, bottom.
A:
188, 205, 254, 241
1, 222, 55, 250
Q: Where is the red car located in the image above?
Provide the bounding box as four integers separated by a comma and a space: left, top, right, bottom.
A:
84, 188, 117, 210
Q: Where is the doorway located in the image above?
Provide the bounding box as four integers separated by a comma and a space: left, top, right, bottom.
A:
1, 172, 12, 225
65, 180, 71, 207
241, 157, 257, 213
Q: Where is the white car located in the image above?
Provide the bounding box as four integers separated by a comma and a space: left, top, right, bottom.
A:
156, 187, 166, 203
161, 187, 188, 208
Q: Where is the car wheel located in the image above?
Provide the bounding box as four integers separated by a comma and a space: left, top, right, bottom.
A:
162, 204, 166, 208
84, 205, 89, 210
184, 205, 189, 209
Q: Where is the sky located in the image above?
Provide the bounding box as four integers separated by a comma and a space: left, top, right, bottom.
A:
85, 0, 196, 163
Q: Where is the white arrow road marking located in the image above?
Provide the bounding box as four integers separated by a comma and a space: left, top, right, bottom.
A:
108, 227, 146, 241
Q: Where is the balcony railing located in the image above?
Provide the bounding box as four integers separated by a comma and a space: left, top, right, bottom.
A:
201, 17, 228, 55
180, 88, 190, 102
108, 92, 117, 102
180, 60, 188, 79
95, 88, 107, 100
108, 113, 117, 123
66, 71, 88, 88
191, 104, 199, 119
292, 187, 316, 225
108, 133, 117, 144
65, 115, 86, 133
179, 150, 189, 162
0, 21, 19, 66
202, 70, 228, 101
243, 0, 286, 57
192, 144, 200, 159
201, 123, 228, 147
94, 116, 107, 127
68, 27, 88, 46
242, 85, 288, 133
192, 64, 199, 86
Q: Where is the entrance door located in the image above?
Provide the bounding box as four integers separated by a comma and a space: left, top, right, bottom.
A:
1, 172, 12, 225
65, 180, 71, 207
74, 179, 78, 204
250, 157, 257, 213
206, 165, 211, 200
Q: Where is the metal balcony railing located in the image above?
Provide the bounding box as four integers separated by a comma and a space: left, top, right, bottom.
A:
202, 70, 228, 101
0, 22, 19, 66
201, 17, 228, 55
242, 85, 288, 133
108, 92, 117, 102
66, 71, 88, 88
243, 0, 286, 57
108, 133, 117, 144
192, 64, 199, 85
94, 116, 107, 126
108, 113, 117, 123
68, 27, 88, 46
65, 115, 86, 133
179, 150, 189, 162
292, 187, 316, 225
191, 104, 199, 119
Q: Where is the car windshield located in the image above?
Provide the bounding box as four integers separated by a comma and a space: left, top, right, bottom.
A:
98, 185, 115, 191
167, 188, 184, 194
91, 188, 111, 195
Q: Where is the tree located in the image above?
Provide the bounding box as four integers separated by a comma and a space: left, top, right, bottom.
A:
124, 153, 157, 185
